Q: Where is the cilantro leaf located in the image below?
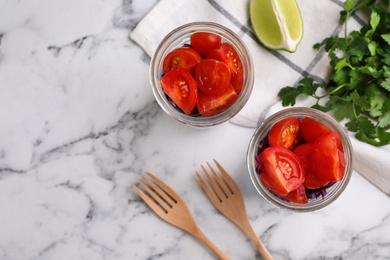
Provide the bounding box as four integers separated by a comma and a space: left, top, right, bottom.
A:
278, 87, 301, 106
278, 0, 390, 147
380, 71, 390, 91
382, 33, 390, 45
297, 78, 322, 96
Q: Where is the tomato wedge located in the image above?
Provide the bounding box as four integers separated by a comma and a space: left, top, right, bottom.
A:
259, 147, 305, 195
190, 32, 221, 57
197, 84, 238, 117
301, 117, 332, 143
293, 143, 313, 170
260, 168, 307, 203
293, 143, 329, 189
206, 43, 244, 94
311, 131, 345, 182
304, 168, 330, 189
195, 59, 231, 95
160, 68, 198, 115
284, 184, 308, 204
268, 118, 302, 150
163, 47, 202, 75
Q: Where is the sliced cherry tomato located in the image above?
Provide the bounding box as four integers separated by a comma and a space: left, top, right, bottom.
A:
293, 143, 329, 189
230, 69, 244, 94
259, 147, 305, 195
260, 171, 308, 203
160, 68, 198, 115
163, 47, 202, 75
293, 143, 313, 170
303, 168, 330, 189
206, 43, 244, 94
268, 118, 302, 150
195, 59, 231, 95
311, 131, 345, 182
301, 117, 332, 143
284, 184, 308, 204
190, 32, 221, 57
197, 84, 238, 117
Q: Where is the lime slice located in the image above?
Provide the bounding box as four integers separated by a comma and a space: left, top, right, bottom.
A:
250, 0, 303, 52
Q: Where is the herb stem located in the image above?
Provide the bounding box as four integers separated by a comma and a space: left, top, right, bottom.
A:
316, 84, 346, 99
352, 100, 358, 118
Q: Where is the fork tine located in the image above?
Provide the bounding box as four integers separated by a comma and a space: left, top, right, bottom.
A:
137, 179, 171, 212
201, 164, 226, 201
213, 159, 240, 193
207, 161, 232, 196
145, 172, 181, 202
142, 174, 175, 206
195, 171, 221, 205
133, 184, 167, 218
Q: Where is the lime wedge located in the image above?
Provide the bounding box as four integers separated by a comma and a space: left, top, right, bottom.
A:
250, 0, 303, 52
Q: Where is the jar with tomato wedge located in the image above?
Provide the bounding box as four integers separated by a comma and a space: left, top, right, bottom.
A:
247, 107, 353, 212
150, 22, 254, 127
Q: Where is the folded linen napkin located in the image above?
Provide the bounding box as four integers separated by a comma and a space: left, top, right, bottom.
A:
130, 0, 390, 196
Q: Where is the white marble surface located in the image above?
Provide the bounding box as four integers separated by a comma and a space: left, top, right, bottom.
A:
1, 0, 390, 259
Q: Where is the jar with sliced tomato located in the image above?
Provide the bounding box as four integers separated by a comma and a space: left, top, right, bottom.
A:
150, 22, 254, 127
247, 107, 353, 212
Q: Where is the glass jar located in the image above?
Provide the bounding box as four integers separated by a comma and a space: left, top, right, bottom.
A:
150, 22, 254, 127
247, 107, 353, 212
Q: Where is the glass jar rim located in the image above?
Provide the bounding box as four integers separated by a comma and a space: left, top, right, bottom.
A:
149, 22, 254, 127
247, 107, 354, 212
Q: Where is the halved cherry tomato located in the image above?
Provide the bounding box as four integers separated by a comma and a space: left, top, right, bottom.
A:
293, 143, 313, 170
160, 68, 198, 115
259, 147, 305, 195
293, 143, 329, 189
304, 168, 330, 189
195, 59, 231, 95
311, 131, 345, 182
163, 47, 202, 75
230, 68, 244, 94
301, 117, 332, 143
268, 118, 302, 150
260, 169, 307, 203
190, 32, 221, 57
197, 84, 238, 117
284, 184, 308, 204
206, 43, 244, 94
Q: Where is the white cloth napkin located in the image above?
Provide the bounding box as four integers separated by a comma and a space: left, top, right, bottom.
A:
130, 0, 390, 195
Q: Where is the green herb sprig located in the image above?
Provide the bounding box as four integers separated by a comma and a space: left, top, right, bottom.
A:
278, 0, 390, 146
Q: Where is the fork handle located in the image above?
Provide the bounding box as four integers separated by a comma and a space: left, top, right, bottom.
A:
243, 224, 273, 260
193, 229, 230, 260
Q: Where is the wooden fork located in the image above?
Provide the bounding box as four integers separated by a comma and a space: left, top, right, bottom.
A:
133, 172, 230, 260
196, 160, 273, 260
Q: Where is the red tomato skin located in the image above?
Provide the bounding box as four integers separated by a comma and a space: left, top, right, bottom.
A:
260, 147, 305, 195
301, 117, 332, 143
260, 165, 307, 203
268, 118, 302, 150
195, 59, 231, 95
293, 143, 313, 170
163, 47, 202, 75
190, 32, 222, 57
197, 84, 238, 117
293, 143, 329, 189
230, 70, 244, 94
206, 43, 244, 94
160, 68, 198, 115
284, 184, 308, 204
311, 131, 345, 182
303, 168, 330, 189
